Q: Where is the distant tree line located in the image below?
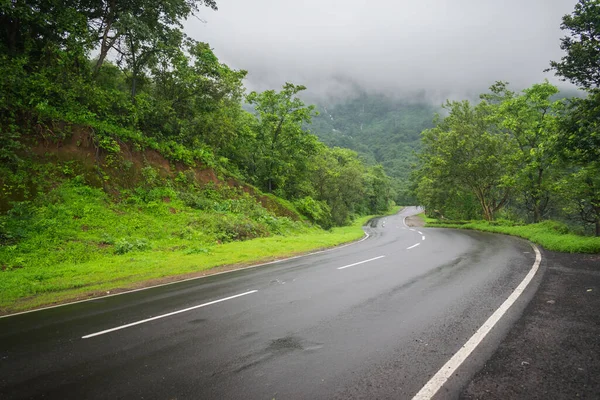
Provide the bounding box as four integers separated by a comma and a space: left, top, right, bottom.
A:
0, 0, 395, 228
413, 0, 600, 236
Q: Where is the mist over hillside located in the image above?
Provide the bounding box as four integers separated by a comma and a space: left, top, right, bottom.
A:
310, 94, 439, 203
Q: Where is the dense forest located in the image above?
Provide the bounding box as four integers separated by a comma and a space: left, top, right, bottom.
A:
311, 95, 437, 204
0, 0, 396, 232
412, 0, 600, 237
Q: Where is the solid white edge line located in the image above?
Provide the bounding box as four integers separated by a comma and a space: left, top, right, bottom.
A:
2, 228, 377, 319
82, 290, 258, 339
407, 243, 420, 250
337, 255, 386, 270
411, 244, 542, 400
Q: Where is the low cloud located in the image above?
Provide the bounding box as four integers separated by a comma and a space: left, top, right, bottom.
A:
185, 0, 578, 103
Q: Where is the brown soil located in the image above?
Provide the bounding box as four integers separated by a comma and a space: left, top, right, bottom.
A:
10, 124, 300, 219
405, 215, 425, 227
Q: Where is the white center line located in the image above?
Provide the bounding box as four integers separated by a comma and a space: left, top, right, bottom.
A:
82, 290, 258, 339
337, 256, 386, 270
407, 243, 420, 250
411, 244, 542, 400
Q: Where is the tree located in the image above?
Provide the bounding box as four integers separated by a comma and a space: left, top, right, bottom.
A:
559, 163, 600, 236
485, 81, 564, 222
549, 0, 600, 89
417, 101, 514, 221
89, 0, 217, 74
246, 83, 318, 194
549, 0, 600, 163
549, 0, 600, 235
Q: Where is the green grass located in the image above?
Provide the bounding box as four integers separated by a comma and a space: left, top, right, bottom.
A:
0, 181, 401, 314
425, 218, 600, 254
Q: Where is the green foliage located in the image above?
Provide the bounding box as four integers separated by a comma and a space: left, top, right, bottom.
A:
414, 79, 600, 236
415, 99, 514, 221
294, 196, 332, 229
311, 95, 437, 204
547, 0, 600, 235
114, 238, 151, 254
0, 0, 413, 313
549, 0, 600, 90
245, 83, 319, 194
483, 81, 564, 222
0, 180, 396, 312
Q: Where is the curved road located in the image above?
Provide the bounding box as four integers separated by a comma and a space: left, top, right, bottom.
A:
0, 207, 541, 399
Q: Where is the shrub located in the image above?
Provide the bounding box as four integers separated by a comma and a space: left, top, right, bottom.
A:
114, 238, 150, 254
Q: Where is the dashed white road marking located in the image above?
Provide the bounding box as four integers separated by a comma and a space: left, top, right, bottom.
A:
422, 236, 426, 241
411, 244, 542, 399
407, 243, 420, 250
82, 290, 258, 339
337, 256, 386, 270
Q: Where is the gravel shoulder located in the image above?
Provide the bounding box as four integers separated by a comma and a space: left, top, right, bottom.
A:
405, 215, 425, 227
461, 251, 600, 399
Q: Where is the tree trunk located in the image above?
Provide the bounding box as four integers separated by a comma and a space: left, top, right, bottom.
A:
94, 0, 116, 74
596, 219, 600, 237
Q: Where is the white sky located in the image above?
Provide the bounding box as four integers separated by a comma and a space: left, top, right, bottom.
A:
185, 0, 578, 102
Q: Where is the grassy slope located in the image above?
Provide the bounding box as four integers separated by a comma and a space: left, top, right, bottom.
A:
0, 180, 400, 313
423, 216, 600, 254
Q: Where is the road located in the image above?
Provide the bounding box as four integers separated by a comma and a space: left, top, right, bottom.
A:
0, 207, 542, 399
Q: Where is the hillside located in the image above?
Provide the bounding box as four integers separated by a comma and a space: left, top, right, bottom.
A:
0, 126, 401, 313
311, 94, 438, 203
0, 1, 402, 312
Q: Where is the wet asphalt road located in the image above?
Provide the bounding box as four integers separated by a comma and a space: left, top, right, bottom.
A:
0, 207, 539, 399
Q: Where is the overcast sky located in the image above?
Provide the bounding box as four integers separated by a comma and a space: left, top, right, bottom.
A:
185, 0, 578, 103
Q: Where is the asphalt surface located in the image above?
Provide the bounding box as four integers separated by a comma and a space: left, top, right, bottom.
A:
461, 251, 600, 399
0, 207, 539, 399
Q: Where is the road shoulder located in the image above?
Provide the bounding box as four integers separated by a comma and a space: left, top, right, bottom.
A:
460, 251, 600, 399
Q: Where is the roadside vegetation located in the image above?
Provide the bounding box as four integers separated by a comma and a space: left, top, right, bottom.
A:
0, 170, 400, 313
412, 0, 600, 248
0, 1, 399, 312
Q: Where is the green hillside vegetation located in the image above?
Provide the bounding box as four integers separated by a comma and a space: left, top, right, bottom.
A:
413, 0, 600, 248
413, 80, 600, 248
311, 94, 437, 204
0, 174, 399, 312
0, 0, 397, 312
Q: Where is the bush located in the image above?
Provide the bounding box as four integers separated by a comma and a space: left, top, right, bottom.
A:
294, 196, 332, 228
114, 238, 150, 254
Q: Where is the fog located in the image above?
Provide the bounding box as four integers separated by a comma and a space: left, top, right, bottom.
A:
185, 0, 578, 103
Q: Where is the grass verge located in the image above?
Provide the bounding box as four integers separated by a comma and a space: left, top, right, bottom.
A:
0, 202, 401, 315
425, 218, 600, 254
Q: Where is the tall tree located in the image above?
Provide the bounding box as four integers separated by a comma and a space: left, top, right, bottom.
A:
485, 81, 564, 222
417, 101, 514, 221
89, 0, 217, 74
246, 83, 318, 194
549, 0, 600, 89
549, 0, 600, 235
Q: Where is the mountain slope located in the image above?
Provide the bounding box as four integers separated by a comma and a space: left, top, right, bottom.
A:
310, 94, 438, 203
